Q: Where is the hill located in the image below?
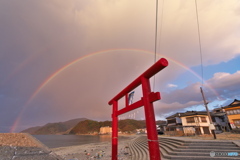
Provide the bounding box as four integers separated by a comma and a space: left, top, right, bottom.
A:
21, 118, 167, 135
20, 126, 42, 134
21, 118, 88, 135
118, 119, 146, 132
70, 120, 99, 134
69, 119, 165, 134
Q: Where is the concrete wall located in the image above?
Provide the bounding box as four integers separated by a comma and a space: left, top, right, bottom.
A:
181, 115, 211, 134
181, 115, 210, 126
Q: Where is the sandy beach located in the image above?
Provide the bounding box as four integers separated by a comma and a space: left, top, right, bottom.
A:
51, 132, 240, 160
52, 135, 137, 160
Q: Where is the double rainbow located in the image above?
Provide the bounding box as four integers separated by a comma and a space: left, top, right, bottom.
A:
10, 48, 220, 132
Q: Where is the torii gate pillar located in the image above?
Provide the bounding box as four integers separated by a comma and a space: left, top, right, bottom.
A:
109, 58, 168, 160
142, 76, 160, 159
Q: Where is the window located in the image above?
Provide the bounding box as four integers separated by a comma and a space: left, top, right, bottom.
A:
233, 120, 240, 126
226, 109, 240, 115
212, 116, 216, 122
167, 119, 176, 124
220, 116, 225, 122
186, 117, 195, 123
237, 109, 240, 114
201, 117, 207, 122
228, 110, 232, 115
233, 110, 238, 114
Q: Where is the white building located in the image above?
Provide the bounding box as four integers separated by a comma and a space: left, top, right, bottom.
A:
180, 111, 211, 135
99, 126, 112, 134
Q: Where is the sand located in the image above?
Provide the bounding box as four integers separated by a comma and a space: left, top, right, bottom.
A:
0, 133, 62, 160
52, 135, 136, 160
0, 133, 41, 147
51, 132, 240, 160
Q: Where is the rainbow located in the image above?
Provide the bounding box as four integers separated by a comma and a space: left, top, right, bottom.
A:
10, 48, 220, 132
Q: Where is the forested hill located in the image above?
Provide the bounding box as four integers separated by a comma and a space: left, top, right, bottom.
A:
69, 119, 112, 134
21, 118, 88, 135
21, 118, 166, 135
69, 119, 166, 134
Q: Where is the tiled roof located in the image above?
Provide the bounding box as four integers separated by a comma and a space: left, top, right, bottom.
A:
223, 99, 240, 109
179, 111, 207, 117
166, 111, 208, 119
166, 112, 184, 119
212, 112, 226, 116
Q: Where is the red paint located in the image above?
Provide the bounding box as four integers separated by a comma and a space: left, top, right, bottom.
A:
109, 58, 168, 160
141, 76, 161, 160
112, 100, 118, 160
108, 58, 168, 105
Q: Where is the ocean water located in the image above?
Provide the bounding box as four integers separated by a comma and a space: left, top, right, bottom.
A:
33, 134, 119, 148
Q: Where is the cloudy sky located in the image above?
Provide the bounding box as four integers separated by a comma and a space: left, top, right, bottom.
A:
0, 0, 239, 133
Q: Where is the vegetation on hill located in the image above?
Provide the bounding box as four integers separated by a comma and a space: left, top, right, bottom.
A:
69, 120, 102, 134
118, 119, 145, 132
69, 119, 167, 134
21, 118, 167, 135
20, 126, 42, 134
21, 118, 88, 135
33, 123, 67, 135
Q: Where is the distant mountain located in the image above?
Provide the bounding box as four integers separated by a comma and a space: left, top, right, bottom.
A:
33, 122, 68, 135
61, 118, 88, 129
69, 119, 164, 134
21, 118, 88, 135
21, 118, 167, 135
21, 126, 42, 134
118, 119, 146, 132
69, 119, 103, 134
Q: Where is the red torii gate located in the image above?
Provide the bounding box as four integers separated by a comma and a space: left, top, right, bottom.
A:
108, 58, 168, 160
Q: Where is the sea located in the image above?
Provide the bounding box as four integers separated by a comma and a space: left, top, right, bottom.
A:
33, 134, 124, 148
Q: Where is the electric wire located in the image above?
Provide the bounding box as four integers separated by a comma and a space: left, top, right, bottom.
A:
153, 0, 164, 92
195, 1, 214, 116
153, 0, 159, 91
154, 0, 159, 64
158, 0, 164, 55
195, 0, 204, 86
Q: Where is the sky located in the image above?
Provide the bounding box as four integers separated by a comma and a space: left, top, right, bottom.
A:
0, 0, 239, 133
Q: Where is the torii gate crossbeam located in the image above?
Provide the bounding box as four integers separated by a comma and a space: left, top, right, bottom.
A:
108, 58, 168, 160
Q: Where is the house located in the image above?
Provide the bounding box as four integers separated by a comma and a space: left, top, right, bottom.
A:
222, 99, 240, 129
180, 111, 211, 135
211, 107, 230, 133
165, 109, 230, 136
156, 120, 167, 133
136, 128, 147, 134
166, 113, 184, 131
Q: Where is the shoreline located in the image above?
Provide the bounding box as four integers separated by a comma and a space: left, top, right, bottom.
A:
52, 135, 137, 160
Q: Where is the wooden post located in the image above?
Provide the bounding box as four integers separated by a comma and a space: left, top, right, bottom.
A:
200, 87, 216, 139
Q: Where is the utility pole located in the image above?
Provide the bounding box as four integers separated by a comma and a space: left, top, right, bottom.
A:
200, 87, 216, 139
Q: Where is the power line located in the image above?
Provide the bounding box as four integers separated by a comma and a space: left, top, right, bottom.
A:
153, 0, 165, 92
154, 0, 159, 64
153, 0, 159, 91
195, 0, 204, 86
158, 0, 164, 55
